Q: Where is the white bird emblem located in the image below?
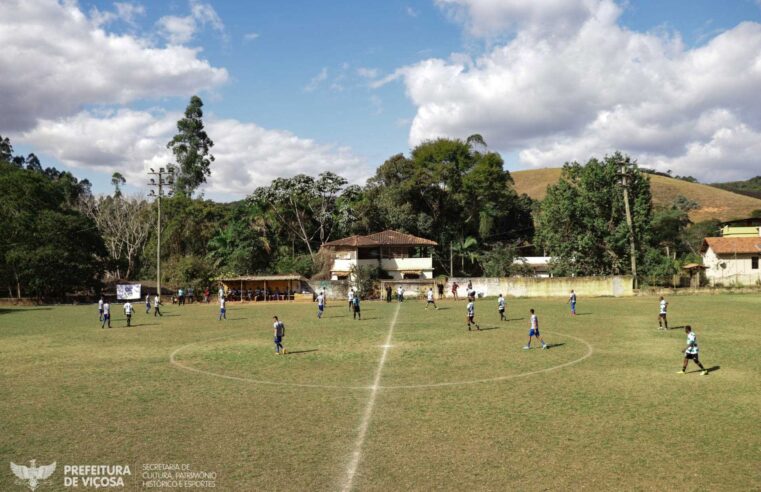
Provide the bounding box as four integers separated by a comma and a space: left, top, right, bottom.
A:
10, 460, 56, 491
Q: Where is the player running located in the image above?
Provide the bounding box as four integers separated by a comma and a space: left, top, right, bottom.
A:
568, 290, 577, 316
101, 301, 111, 329
677, 326, 708, 375
153, 294, 162, 317
497, 294, 506, 321
523, 308, 547, 349
425, 288, 438, 310
123, 301, 133, 327
466, 300, 480, 331
145, 293, 151, 314
352, 294, 361, 320
98, 296, 104, 321
658, 296, 668, 330
273, 316, 287, 355
218, 296, 226, 321
316, 292, 325, 319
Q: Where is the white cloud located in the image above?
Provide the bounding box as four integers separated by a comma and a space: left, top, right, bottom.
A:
243, 32, 260, 41
357, 67, 380, 79
20, 110, 370, 199
157, 0, 226, 45
0, 0, 228, 132
405, 6, 419, 18
396, 0, 761, 181
304, 67, 329, 92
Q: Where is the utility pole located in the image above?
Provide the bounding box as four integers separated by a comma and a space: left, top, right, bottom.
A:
450, 242, 454, 277
620, 164, 638, 289
148, 167, 174, 301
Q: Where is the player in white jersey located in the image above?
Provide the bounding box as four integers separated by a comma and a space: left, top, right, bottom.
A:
101, 301, 111, 329
677, 326, 708, 375
497, 294, 506, 321
425, 288, 438, 310
348, 288, 355, 310
153, 295, 162, 317
218, 296, 226, 320
658, 296, 668, 330
145, 294, 151, 313
273, 316, 287, 355
523, 308, 547, 349
466, 300, 480, 331
98, 297, 104, 321
123, 302, 133, 327
568, 290, 577, 316
316, 293, 325, 319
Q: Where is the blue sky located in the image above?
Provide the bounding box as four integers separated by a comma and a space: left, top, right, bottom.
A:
5, 0, 761, 199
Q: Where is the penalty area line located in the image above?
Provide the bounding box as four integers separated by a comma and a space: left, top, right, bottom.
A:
340, 302, 400, 492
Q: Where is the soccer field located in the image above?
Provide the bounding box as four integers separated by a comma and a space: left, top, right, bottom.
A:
2, 294, 760, 491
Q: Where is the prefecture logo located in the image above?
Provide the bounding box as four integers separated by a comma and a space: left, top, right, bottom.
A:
10, 460, 57, 491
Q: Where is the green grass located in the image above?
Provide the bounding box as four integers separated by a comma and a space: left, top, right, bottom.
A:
2, 295, 760, 491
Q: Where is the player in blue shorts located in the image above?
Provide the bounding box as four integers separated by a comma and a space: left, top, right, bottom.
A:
568, 290, 577, 316
316, 292, 325, 319
352, 295, 361, 320
101, 301, 111, 329
218, 296, 226, 321
524, 308, 547, 349
98, 296, 104, 321
145, 293, 151, 314
273, 316, 287, 355
497, 294, 506, 321
466, 300, 480, 331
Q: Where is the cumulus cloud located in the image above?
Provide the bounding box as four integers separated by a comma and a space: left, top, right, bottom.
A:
398, 0, 761, 181
20, 110, 370, 199
156, 0, 226, 44
0, 0, 228, 132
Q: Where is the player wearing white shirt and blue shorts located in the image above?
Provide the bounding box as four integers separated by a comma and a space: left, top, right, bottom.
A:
317, 293, 325, 319
101, 301, 111, 329
273, 316, 287, 355
218, 297, 226, 321
658, 296, 668, 330
98, 297, 104, 321
678, 326, 708, 375
524, 309, 547, 349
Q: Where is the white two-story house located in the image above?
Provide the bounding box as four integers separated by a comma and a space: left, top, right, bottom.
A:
322, 230, 437, 281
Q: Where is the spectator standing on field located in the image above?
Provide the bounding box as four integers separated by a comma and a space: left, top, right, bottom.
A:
386, 285, 393, 303
451, 281, 459, 301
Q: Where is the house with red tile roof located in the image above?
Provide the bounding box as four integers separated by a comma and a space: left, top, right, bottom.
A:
321, 230, 438, 281
701, 236, 761, 286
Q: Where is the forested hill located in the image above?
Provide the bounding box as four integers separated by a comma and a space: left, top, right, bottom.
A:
512, 168, 761, 223
710, 176, 761, 201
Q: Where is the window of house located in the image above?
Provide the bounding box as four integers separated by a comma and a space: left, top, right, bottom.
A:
752, 256, 759, 270
358, 248, 380, 260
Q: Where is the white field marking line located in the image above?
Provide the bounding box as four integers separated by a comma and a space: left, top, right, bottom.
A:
340, 302, 401, 492
169, 330, 593, 390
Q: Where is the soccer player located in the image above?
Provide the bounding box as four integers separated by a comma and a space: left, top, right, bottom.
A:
316, 292, 325, 319
123, 301, 133, 327
677, 326, 708, 375
218, 296, 226, 321
145, 293, 151, 314
524, 308, 547, 349
386, 285, 392, 303
497, 294, 506, 321
348, 288, 355, 310
352, 294, 361, 320
658, 296, 668, 330
397, 285, 404, 303
273, 316, 286, 354
98, 296, 104, 321
568, 290, 577, 315
425, 288, 438, 310
466, 299, 480, 331
153, 294, 162, 317
451, 281, 459, 301
101, 301, 111, 329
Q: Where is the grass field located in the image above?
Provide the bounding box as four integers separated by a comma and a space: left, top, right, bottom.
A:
512, 167, 761, 222
2, 294, 760, 491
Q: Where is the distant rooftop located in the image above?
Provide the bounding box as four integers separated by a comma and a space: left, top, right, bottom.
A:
323, 230, 437, 248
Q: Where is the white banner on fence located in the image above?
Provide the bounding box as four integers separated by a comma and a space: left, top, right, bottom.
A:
117, 284, 141, 300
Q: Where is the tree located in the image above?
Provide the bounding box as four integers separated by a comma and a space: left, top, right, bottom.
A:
535, 153, 654, 276
167, 95, 215, 196
452, 236, 478, 274
0, 135, 13, 162
111, 172, 126, 197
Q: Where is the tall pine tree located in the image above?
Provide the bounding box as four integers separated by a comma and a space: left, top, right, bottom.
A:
167, 95, 215, 196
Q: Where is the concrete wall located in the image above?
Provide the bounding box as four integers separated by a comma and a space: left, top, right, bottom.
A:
703, 247, 761, 286
305, 280, 351, 301
445, 276, 633, 298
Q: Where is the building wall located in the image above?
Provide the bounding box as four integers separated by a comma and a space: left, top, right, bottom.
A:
703, 247, 761, 286
445, 276, 633, 298
331, 257, 434, 280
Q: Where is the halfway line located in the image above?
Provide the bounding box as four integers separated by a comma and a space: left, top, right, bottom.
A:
340, 303, 400, 492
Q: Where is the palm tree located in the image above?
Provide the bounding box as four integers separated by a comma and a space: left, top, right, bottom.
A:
452, 236, 479, 274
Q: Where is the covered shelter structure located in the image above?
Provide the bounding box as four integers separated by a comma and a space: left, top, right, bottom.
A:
217, 274, 310, 302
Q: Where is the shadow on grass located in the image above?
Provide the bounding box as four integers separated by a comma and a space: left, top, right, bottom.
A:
130, 323, 159, 328
704, 365, 721, 374
573, 313, 592, 316
287, 349, 318, 355
668, 325, 688, 331
507, 317, 525, 322
545, 342, 566, 349
0, 307, 53, 315
479, 326, 500, 331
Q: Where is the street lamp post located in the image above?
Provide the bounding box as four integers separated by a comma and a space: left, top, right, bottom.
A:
148, 167, 174, 301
